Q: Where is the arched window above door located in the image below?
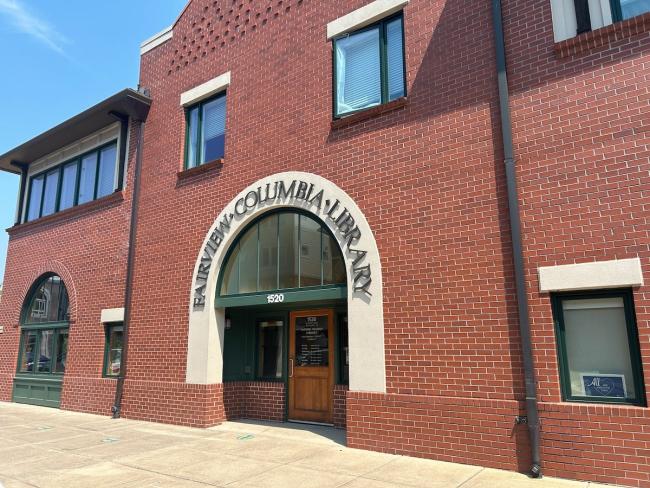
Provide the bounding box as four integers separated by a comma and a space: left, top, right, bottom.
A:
219, 211, 346, 298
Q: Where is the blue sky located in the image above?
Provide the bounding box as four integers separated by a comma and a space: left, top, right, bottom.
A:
0, 0, 187, 283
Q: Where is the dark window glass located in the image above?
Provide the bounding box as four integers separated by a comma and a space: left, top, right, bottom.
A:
78, 153, 97, 204
257, 320, 283, 379
27, 174, 44, 222
219, 212, 346, 296
185, 93, 227, 168
19, 330, 37, 372
259, 214, 279, 290
553, 291, 645, 405
59, 162, 78, 211
339, 314, 349, 384
54, 330, 68, 373
37, 330, 54, 372
278, 213, 300, 289
96, 144, 117, 198
25, 275, 69, 324
41, 169, 60, 217
333, 13, 405, 117
104, 325, 123, 377
300, 215, 322, 287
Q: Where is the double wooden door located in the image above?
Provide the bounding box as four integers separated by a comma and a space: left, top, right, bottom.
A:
288, 309, 334, 424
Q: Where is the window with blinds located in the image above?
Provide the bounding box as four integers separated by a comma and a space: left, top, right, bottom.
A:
333, 13, 406, 118
185, 92, 227, 169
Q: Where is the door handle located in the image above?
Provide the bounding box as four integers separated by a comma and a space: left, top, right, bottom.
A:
289, 358, 294, 378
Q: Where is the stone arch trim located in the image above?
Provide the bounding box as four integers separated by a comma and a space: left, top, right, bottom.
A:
16, 260, 78, 326
187, 172, 386, 393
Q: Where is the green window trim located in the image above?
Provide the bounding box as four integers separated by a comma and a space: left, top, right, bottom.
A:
24, 140, 119, 224
103, 323, 124, 378
16, 325, 68, 377
183, 92, 227, 170
610, 0, 650, 22
552, 289, 646, 407
332, 12, 407, 119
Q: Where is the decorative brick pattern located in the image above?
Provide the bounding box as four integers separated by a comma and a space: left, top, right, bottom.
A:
223, 381, 285, 422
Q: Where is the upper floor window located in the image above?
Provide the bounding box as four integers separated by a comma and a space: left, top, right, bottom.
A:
185, 93, 227, 169
25, 141, 118, 223
333, 13, 406, 118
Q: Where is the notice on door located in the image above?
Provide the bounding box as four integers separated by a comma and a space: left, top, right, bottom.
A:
295, 315, 328, 366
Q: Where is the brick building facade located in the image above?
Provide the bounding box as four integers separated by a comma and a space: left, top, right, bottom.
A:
0, 1, 649, 486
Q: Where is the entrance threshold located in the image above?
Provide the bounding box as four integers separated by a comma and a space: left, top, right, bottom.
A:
288, 419, 334, 427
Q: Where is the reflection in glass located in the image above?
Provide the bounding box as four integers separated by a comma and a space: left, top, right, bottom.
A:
323, 233, 346, 285
187, 106, 200, 168
258, 320, 283, 379
278, 213, 299, 289
27, 175, 44, 221
78, 153, 97, 204
105, 326, 123, 376
295, 315, 329, 367
97, 144, 117, 198
19, 331, 37, 372
259, 214, 278, 290
59, 162, 78, 211
27, 275, 69, 324
41, 170, 60, 217
300, 215, 322, 287
55, 330, 68, 373
201, 95, 227, 163
620, 0, 650, 19
238, 225, 258, 293
37, 330, 54, 372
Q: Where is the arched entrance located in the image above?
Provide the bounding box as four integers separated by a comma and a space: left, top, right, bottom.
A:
187, 172, 386, 415
13, 274, 70, 408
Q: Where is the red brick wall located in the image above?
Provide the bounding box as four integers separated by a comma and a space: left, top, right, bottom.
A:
0, 122, 138, 414
333, 384, 347, 429
502, 0, 650, 485
223, 381, 284, 422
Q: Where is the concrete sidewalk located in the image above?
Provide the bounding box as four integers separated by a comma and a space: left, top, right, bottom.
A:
0, 402, 614, 488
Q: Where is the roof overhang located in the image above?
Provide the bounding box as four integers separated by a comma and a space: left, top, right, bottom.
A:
0, 88, 152, 174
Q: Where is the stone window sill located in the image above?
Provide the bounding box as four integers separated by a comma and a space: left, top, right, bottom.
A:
554, 12, 650, 58
331, 97, 407, 130
8, 191, 124, 236
177, 158, 223, 183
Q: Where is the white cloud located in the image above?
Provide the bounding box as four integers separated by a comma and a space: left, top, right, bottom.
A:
0, 0, 69, 54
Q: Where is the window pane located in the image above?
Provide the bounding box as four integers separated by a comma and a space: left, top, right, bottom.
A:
59, 162, 78, 211
201, 96, 226, 163
37, 330, 54, 372
54, 330, 68, 373
41, 169, 60, 217
238, 225, 258, 293
323, 233, 346, 285
386, 17, 405, 101
259, 214, 278, 291
97, 144, 117, 198
27, 175, 44, 221
221, 244, 240, 295
300, 215, 322, 287
620, 0, 650, 19
257, 320, 283, 379
186, 106, 200, 169
335, 27, 381, 115
26, 275, 69, 324
78, 153, 97, 204
278, 213, 299, 289
19, 331, 37, 372
105, 326, 123, 376
562, 297, 637, 399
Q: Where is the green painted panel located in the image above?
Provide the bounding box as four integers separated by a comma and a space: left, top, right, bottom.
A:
216, 286, 346, 308
12, 377, 62, 408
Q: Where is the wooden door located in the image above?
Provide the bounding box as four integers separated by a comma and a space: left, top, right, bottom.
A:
288, 309, 334, 423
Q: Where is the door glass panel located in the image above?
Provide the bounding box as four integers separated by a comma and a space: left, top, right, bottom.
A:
54, 330, 68, 373
238, 225, 258, 293
19, 330, 37, 372
562, 297, 636, 399
37, 330, 54, 372
295, 315, 329, 367
300, 215, 322, 287
279, 213, 299, 289
258, 320, 283, 379
258, 214, 278, 291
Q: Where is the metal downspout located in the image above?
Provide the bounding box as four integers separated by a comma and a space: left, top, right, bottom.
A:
112, 117, 145, 419
492, 0, 542, 477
